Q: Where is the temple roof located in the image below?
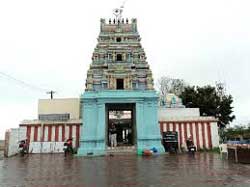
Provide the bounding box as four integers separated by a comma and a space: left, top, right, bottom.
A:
84, 18, 155, 92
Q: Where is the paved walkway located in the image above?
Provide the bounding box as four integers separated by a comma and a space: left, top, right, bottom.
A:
0, 153, 250, 187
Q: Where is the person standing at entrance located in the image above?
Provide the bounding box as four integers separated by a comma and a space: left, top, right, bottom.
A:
110, 123, 117, 148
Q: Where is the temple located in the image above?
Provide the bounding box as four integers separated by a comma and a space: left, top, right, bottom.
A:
4, 14, 220, 157
77, 17, 165, 156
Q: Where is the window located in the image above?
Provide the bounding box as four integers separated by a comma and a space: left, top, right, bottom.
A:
116, 79, 124, 89
127, 53, 131, 62
132, 82, 137, 89
108, 54, 112, 60
116, 37, 121, 42
116, 54, 122, 61
38, 114, 70, 121
102, 82, 108, 89
138, 82, 146, 90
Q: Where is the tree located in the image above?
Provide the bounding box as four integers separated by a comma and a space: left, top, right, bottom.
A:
224, 125, 250, 140
157, 76, 171, 101
157, 77, 235, 129
179, 84, 235, 129
157, 76, 186, 97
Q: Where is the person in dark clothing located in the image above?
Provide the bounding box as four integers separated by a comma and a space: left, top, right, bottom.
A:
18, 139, 28, 156
64, 138, 74, 156
109, 123, 117, 148
186, 135, 196, 153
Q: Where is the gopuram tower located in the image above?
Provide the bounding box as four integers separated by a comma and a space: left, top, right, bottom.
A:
78, 11, 164, 156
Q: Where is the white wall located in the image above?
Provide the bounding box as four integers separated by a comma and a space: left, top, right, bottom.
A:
159, 107, 200, 121
6, 127, 26, 157
29, 142, 65, 153
211, 122, 220, 147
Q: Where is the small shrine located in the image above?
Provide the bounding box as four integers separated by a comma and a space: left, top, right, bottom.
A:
160, 93, 185, 108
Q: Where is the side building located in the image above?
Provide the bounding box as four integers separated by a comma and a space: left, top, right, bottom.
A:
19, 98, 81, 154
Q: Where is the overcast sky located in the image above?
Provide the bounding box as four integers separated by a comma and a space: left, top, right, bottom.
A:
0, 0, 250, 139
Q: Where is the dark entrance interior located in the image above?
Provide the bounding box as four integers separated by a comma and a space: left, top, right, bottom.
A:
116, 54, 122, 61
106, 103, 136, 147
116, 37, 121, 42
116, 79, 124, 89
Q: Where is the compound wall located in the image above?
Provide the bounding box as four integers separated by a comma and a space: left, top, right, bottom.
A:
159, 120, 219, 150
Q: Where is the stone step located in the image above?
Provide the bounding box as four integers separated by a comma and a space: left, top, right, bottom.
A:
106, 146, 137, 155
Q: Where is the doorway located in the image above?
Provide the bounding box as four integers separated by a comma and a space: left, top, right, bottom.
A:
106, 103, 136, 147
116, 79, 124, 90
116, 54, 122, 61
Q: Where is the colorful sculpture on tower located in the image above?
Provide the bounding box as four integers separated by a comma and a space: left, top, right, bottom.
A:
85, 19, 154, 92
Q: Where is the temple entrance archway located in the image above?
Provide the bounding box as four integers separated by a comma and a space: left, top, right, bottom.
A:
106, 103, 136, 148
78, 90, 165, 156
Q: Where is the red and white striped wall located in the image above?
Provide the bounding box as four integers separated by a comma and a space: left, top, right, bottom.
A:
159, 120, 219, 150
20, 123, 81, 148
19, 120, 219, 153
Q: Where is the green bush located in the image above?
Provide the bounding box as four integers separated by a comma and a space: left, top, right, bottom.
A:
198, 147, 220, 153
